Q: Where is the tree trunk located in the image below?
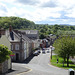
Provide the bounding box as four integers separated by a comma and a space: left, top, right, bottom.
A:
63, 60, 64, 67
63, 57, 65, 67
64, 58, 66, 63
67, 55, 69, 67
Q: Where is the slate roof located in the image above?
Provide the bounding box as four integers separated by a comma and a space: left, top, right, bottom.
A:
6, 30, 31, 42
19, 30, 38, 34
13, 30, 31, 42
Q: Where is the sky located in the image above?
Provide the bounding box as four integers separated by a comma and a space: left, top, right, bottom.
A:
0, 0, 75, 25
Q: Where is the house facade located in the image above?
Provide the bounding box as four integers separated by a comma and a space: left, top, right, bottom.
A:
32, 39, 40, 49
6, 27, 32, 62
18, 30, 40, 49
0, 29, 11, 73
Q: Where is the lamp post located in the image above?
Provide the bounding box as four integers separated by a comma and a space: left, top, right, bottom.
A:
50, 46, 52, 59
9, 54, 15, 70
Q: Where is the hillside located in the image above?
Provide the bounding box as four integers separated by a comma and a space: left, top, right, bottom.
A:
0, 16, 35, 29
0, 16, 75, 39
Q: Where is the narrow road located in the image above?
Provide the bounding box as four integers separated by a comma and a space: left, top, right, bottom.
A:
20, 49, 68, 75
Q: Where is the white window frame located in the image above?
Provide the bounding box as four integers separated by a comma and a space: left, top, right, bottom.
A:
15, 44, 19, 50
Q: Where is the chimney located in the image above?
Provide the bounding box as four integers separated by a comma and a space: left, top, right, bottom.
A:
9, 25, 12, 32
9, 25, 14, 40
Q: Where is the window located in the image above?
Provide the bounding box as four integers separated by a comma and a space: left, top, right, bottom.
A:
24, 43, 26, 49
15, 44, 19, 50
11, 44, 13, 50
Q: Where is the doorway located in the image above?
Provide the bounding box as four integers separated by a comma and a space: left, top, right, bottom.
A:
16, 53, 19, 61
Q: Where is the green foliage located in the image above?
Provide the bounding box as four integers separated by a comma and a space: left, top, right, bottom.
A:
39, 33, 46, 39
51, 55, 75, 69
0, 44, 13, 63
0, 16, 75, 39
0, 16, 35, 29
54, 36, 75, 57
53, 35, 75, 66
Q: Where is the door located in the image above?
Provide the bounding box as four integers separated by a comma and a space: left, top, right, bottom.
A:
16, 53, 19, 61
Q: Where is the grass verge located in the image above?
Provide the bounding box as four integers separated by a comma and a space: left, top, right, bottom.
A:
50, 55, 75, 70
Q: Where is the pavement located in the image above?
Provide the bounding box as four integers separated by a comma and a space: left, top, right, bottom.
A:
1, 63, 30, 75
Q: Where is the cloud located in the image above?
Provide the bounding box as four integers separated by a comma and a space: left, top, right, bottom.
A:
40, 0, 58, 8
1, 0, 75, 25
0, 3, 8, 12
0, 3, 8, 16
57, 0, 75, 9
21, 8, 61, 22
15, 0, 39, 5
65, 7, 75, 18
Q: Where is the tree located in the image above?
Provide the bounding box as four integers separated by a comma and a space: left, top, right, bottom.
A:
0, 44, 13, 63
53, 35, 75, 67
39, 33, 46, 39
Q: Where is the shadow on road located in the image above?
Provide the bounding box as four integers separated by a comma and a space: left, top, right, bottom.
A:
12, 54, 35, 64
23, 54, 35, 64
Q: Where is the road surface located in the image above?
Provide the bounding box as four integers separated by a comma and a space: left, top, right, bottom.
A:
20, 49, 68, 75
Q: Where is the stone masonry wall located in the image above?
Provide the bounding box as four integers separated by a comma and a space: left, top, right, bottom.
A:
0, 60, 8, 74
2, 60, 8, 73
0, 63, 2, 73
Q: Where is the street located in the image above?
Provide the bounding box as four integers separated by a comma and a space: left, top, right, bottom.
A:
18, 48, 68, 75
5, 48, 68, 75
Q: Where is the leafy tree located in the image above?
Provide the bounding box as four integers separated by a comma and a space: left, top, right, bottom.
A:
53, 35, 75, 67
40, 28, 46, 33
0, 44, 13, 63
39, 33, 46, 39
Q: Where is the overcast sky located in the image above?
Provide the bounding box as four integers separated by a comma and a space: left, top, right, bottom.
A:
0, 0, 75, 25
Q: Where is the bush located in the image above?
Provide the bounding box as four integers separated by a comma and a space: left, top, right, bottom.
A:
0, 44, 13, 63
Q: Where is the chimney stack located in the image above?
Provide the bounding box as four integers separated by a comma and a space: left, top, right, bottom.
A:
9, 25, 14, 40
9, 25, 12, 32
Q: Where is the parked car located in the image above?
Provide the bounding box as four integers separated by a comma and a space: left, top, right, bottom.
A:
42, 50, 45, 53
33, 51, 39, 56
37, 50, 41, 53
47, 50, 49, 53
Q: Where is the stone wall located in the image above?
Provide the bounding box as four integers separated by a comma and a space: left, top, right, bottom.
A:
2, 60, 8, 73
0, 60, 9, 74
0, 63, 2, 73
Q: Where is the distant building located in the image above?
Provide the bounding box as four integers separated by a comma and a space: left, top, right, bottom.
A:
40, 39, 48, 48
32, 39, 41, 49
19, 30, 39, 40
46, 34, 56, 46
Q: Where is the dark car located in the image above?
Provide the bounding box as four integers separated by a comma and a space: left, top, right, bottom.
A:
42, 50, 45, 53
37, 50, 41, 53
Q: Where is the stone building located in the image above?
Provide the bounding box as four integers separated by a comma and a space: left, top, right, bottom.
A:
0, 29, 11, 74
19, 30, 39, 40
6, 26, 32, 62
